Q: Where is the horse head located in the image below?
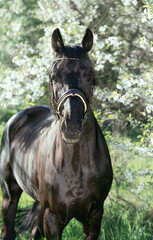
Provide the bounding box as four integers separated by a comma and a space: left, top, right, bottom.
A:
50, 28, 95, 143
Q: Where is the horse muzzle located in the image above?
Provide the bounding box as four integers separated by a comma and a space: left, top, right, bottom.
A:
61, 121, 83, 144
62, 133, 81, 144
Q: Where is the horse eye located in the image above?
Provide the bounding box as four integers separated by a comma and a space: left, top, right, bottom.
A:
51, 73, 56, 80
51, 73, 59, 82
51, 71, 62, 83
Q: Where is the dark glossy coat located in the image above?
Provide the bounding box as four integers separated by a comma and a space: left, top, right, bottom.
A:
0, 28, 113, 240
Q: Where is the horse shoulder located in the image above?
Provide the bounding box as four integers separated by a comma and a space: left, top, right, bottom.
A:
0, 106, 52, 175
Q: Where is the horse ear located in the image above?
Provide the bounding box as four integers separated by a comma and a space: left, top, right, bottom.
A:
82, 28, 93, 52
51, 28, 64, 53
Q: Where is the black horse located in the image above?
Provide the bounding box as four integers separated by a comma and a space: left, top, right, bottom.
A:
0, 28, 113, 240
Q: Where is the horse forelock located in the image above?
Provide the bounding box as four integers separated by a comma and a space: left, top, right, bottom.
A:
52, 45, 94, 74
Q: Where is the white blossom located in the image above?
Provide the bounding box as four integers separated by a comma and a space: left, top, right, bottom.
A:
137, 182, 145, 192
124, 169, 133, 182
121, 0, 137, 6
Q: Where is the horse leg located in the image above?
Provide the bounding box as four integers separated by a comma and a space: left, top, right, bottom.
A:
1, 177, 22, 240
83, 207, 103, 240
43, 208, 64, 240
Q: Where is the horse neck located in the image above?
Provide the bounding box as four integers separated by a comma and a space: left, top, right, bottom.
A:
48, 111, 97, 171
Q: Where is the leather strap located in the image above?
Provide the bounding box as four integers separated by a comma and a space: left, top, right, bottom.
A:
57, 89, 88, 114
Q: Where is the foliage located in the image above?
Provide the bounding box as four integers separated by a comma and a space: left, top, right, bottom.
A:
0, 1, 152, 121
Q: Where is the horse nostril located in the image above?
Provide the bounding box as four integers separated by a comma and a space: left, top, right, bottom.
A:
78, 124, 83, 133
61, 121, 66, 132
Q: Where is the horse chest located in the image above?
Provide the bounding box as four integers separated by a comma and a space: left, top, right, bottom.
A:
40, 139, 108, 201
42, 167, 106, 224
43, 159, 105, 208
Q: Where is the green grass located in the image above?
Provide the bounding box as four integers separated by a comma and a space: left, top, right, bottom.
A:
100, 201, 153, 240
0, 190, 152, 240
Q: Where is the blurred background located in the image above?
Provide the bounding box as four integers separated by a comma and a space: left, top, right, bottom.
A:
0, 0, 153, 239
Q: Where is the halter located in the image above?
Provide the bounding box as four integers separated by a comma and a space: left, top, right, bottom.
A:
49, 57, 94, 120
57, 89, 87, 114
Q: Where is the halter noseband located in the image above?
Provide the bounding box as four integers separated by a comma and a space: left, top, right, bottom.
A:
49, 57, 93, 120
57, 89, 87, 114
